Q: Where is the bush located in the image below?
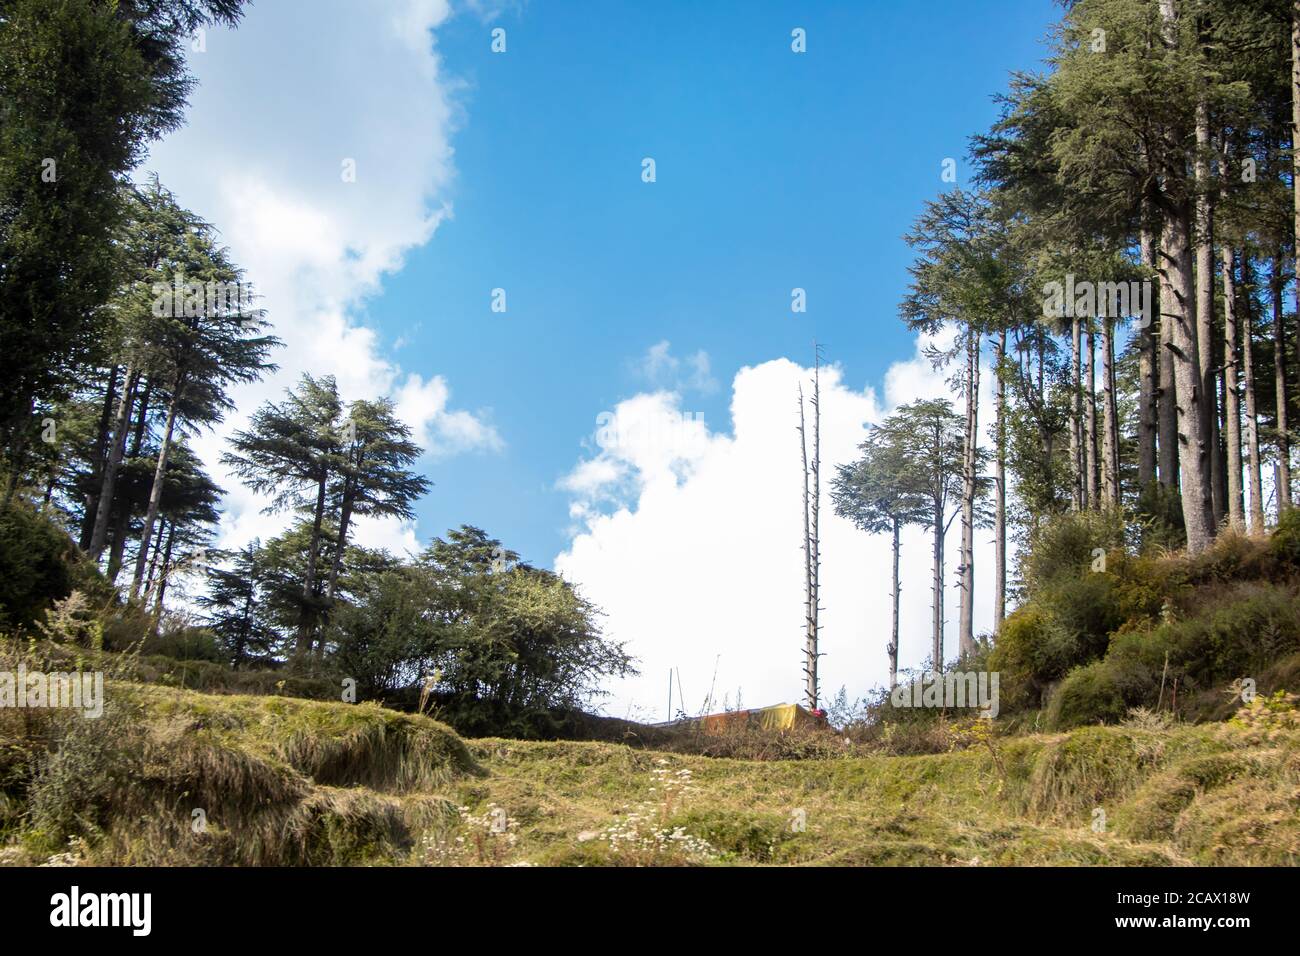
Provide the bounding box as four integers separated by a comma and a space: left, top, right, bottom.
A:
1045, 581, 1300, 730
1133, 480, 1186, 552
1044, 661, 1131, 730
0, 501, 111, 632
1270, 507, 1300, 568
1020, 509, 1127, 597
141, 623, 224, 662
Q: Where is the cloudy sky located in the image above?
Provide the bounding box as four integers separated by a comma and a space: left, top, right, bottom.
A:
144, 0, 1056, 719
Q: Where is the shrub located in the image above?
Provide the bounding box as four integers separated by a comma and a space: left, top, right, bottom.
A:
0, 501, 111, 632
1270, 507, 1300, 568
141, 624, 224, 662
1045, 661, 1130, 730
1020, 509, 1127, 597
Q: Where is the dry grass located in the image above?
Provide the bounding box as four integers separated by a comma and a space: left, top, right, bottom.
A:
2, 676, 1298, 866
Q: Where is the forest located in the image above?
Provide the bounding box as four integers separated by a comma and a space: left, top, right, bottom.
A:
0, 0, 1299, 877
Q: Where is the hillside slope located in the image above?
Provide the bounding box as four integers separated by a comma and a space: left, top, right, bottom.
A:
2, 682, 1297, 866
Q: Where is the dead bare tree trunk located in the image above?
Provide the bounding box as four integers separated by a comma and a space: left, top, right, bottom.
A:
797, 349, 821, 711
889, 517, 901, 690
810, 353, 821, 708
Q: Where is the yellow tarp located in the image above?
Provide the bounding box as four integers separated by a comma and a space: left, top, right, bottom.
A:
694, 702, 823, 734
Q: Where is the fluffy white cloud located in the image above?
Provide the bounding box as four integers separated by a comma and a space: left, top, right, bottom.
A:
633, 341, 718, 395
144, 0, 497, 553
557, 334, 1003, 721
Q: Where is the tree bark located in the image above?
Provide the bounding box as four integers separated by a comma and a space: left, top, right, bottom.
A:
1222, 247, 1245, 529
88, 365, 138, 561
296, 473, 329, 655
1242, 256, 1266, 532
153, 521, 175, 619
80, 365, 119, 550
1085, 322, 1099, 507
993, 330, 1006, 628
932, 493, 944, 670
1071, 315, 1084, 509
318, 482, 356, 658
1162, 200, 1215, 552
145, 515, 166, 594
1139, 226, 1159, 487
959, 333, 978, 658
809, 358, 821, 706
1292, 0, 1300, 509
1272, 253, 1293, 513
1101, 314, 1121, 506
1196, 99, 1225, 527
131, 383, 180, 599
890, 517, 900, 690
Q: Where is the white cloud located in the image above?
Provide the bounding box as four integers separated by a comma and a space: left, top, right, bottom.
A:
633, 340, 719, 395
556, 335, 1004, 721
144, 0, 495, 554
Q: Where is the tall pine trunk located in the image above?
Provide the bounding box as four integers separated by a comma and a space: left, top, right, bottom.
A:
1071, 315, 1084, 509
1273, 253, 1293, 512
80, 366, 119, 550
959, 333, 978, 658
131, 383, 180, 599
1085, 322, 1099, 507
296, 474, 329, 655
1162, 199, 1215, 552
1195, 100, 1225, 527
1101, 314, 1121, 505
88, 366, 138, 560
1222, 247, 1245, 529
1139, 225, 1159, 487
1243, 256, 1267, 532
1292, 0, 1300, 509
319, 483, 356, 658
931, 494, 944, 670
152, 522, 175, 621
993, 330, 1006, 628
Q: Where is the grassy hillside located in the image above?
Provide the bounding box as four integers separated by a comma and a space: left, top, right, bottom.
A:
4, 515, 1300, 867
2, 679, 1297, 866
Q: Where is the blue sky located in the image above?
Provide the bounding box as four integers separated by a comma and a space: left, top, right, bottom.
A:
147, 0, 1059, 716
367, 0, 1057, 567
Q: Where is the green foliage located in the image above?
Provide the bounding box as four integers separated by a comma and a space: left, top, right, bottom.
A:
0, 500, 111, 632
1132, 481, 1186, 552
1020, 509, 1127, 597
140, 623, 223, 663
0, 0, 250, 452
1047, 580, 1300, 730
330, 526, 635, 737
1270, 507, 1300, 567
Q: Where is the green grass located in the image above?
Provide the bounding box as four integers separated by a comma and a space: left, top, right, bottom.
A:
2, 680, 1297, 866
